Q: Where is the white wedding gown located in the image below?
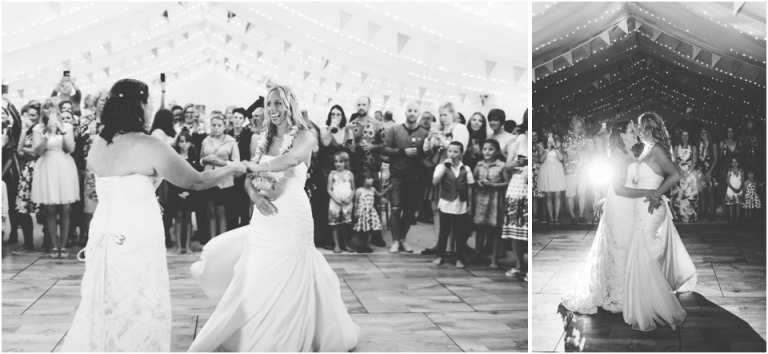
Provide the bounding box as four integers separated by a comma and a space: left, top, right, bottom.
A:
188, 156, 360, 352
623, 162, 697, 331
62, 174, 171, 352
561, 163, 635, 314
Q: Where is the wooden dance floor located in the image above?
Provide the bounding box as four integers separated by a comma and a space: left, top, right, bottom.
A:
532, 222, 766, 352
2, 222, 526, 352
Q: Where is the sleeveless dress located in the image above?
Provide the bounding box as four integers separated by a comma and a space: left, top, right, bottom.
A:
31, 125, 80, 205
670, 145, 698, 222
328, 170, 354, 225
189, 156, 360, 352
742, 180, 761, 209
538, 149, 565, 192
623, 162, 697, 331
725, 169, 744, 205
353, 187, 382, 232
62, 174, 170, 352
561, 162, 635, 314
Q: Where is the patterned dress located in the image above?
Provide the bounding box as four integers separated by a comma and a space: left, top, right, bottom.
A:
696, 140, 716, 189
561, 132, 594, 175
531, 146, 545, 198
328, 170, 354, 225
502, 167, 527, 241
671, 145, 698, 222
353, 187, 381, 232
742, 180, 761, 209
725, 169, 744, 205
472, 160, 506, 227
15, 127, 38, 214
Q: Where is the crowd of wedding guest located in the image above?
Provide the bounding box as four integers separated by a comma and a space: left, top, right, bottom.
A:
1, 76, 528, 279
531, 113, 765, 225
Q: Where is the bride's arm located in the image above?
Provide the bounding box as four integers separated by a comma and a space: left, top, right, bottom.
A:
244, 131, 315, 173
609, 153, 653, 198
146, 136, 246, 190
649, 144, 681, 198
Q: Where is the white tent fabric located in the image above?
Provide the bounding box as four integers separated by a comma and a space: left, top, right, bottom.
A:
532, 2, 765, 129
2, 2, 529, 124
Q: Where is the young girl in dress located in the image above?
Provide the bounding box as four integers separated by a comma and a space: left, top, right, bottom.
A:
503, 163, 528, 281
169, 131, 203, 254
470, 139, 508, 269
353, 172, 390, 253
725, 157, 744, 222
742, 170, 763, 221
327, 151, 355, 253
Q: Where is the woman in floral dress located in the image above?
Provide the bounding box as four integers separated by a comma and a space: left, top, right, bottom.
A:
671, 130, 698, 222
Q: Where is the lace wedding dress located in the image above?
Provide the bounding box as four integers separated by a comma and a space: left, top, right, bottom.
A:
561, 163, 636, 314
623, 162, 697, 331
62, 174, 171, 352
189, 155, 360, 352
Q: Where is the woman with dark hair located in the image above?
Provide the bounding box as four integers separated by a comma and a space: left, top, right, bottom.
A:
463, 112, 488, 171
318, 104, 354, 249
623, 112, 696, 331
227, 107, 254, 228
61, 78, 247, 352
696, 126, 719, 221
670, 129, 698, 222
717, 125, 740, 218
151, 108, 179, 247
563, 120, 653, 314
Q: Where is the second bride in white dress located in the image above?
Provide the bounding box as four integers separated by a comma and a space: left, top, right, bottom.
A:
188, 85, 359, 352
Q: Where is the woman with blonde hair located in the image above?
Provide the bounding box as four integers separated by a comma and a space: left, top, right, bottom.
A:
189, 84, 359, 352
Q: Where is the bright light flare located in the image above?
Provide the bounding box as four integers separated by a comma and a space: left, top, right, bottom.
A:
588, 159, 612, 187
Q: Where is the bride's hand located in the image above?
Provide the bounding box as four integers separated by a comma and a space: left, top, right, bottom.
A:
253, 194, 278, 216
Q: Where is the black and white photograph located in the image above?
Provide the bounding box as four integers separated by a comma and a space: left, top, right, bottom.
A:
531, 2, 766, 352
1, 2, 528, 352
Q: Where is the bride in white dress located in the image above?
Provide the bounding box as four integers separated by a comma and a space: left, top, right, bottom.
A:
561, 121, 654, 314
623, 112, 697, 331
62, 79, 247, 352
188, 85, 360, 352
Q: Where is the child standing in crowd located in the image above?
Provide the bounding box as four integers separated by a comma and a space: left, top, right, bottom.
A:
168, 131, 202, 254
432, 142, 474, 269
742, 170, 763, 221
471, 139, 508, 268
503, 161, 528, 280
725, 157, 744, 222
353, 172, 389, 253
327, 151, 355, 253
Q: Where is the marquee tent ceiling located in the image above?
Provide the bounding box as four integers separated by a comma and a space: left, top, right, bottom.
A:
532, 2, 766, 128
2, 2, 528, 114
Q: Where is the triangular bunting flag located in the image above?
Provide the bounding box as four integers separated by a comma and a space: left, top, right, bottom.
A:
225, 35, 233, 45
652, 28, 662, 42
178, 2, 187, 8
399, 98, 406, 107
598, 30, 611, 45
256, 51, 264, 59
459, 93, 466, 104
544, 61, 554, 73
563, 51, 573, 65
733, 61, 742, 75
303, 71, 311, 81
480, 94, 489, 106
692, 45, 702, 59
339, 10, 352, 30
543, 104, 549, 114
167, 39, 174, 49
383, 95, 390, 105
62, 59, 71, 70
361, 72, 368, 84
397, 33, 410, 54
103, 42, 112, 55
322, 58, 330, 70
734, 1, 745, 16
618, 19, 629, 34
592, 81, 599, 89
103, 67, 110, 76
368, 22, 381, 42
47, 2, 60, 15
514, 67, 526, 83
17, 89, 24, 99
283, 41, 292, 53
712, 53, 721, 68
245, 22, 254, 34
264, 31, 273, 44
83, 51, 92, 63
182, 32, 189, 40
86, 72, 94, 83
672, 39, 682, 51
635, 19, 644, 30
485, 60, 497, 78
751, 69, 760, 81
162, 10, 169, 23
327, 97, 333, 105
604, 73, 611, 81
419, 87, 427, 100
335, 82, 342, 91
151, 47, 158, 58
319, 77, 326, 86
241, 43, 248, 52
227, 11, 236, 23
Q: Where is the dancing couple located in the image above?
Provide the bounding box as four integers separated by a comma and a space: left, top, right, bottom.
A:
561, 112, 698, 331
61, 78, 359, 352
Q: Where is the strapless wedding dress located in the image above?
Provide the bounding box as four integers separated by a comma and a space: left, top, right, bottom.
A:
561, 163, 635, 314
189, 156, 360, 352
623, 162, 697, 331
62, 174, 171, 352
